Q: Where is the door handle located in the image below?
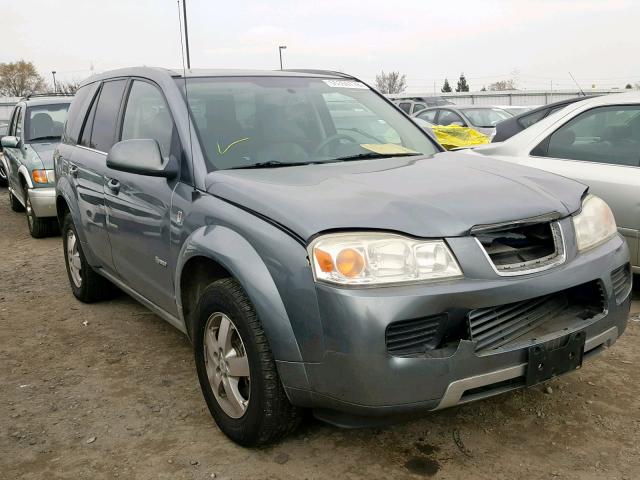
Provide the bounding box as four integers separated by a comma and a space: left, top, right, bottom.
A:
107, 178, 120, 195
69, 164, 78, 178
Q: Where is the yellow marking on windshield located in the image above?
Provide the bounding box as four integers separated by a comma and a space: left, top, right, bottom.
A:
360, 144, 418, 155
217, 137, 250, 155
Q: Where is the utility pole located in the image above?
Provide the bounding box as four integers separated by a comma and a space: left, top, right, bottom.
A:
51, 71, 57, 93
182, 0, 191, 69
279, 45, 287, 70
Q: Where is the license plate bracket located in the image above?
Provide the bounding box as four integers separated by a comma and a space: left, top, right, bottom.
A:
526, 331, 586, 387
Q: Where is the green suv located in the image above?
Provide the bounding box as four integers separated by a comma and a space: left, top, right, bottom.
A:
1, 95, 72, 237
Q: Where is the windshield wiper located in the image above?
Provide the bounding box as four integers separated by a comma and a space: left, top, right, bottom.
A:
329, 152, 422, 163
29, 135, 61, 142
230, 160, 312, 170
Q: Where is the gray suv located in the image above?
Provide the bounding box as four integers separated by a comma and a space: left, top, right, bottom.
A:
55, 67, 631, 446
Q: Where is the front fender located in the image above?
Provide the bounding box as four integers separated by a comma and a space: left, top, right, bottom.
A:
176, 225, 304, 363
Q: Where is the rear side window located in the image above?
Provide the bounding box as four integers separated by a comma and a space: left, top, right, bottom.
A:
63, 84, 98, 145
90, 79, 127, 152
438, 109, 464, 126
412, 103, 426, 114
417, 109, 437, 123
518, 109, 548, 129
398, 102, 411, 114
121, 80, 174, 158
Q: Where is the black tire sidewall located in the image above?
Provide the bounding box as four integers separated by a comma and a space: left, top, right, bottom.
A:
193, 281, 271, 446
62, 214, 86, 300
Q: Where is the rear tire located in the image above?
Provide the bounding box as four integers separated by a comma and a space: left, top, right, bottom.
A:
62, 213, 116, 302
25, 189, 57, 238
0, 163, 7, 187
194, 278, 302, 446
9, 190, 24, 212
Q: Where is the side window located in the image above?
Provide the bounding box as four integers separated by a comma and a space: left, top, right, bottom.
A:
417, 109, 437, 123
518, 109, 548, 129
438, 109, 464, 126
14, 107, 24, 138
536, 105, 640, 167
62, 83, 97, 145
398, 102, 411, 114
8, 106, 20, 136
121, 80, 174, 158
412, 103, 426, 114
90, 79, 127, 152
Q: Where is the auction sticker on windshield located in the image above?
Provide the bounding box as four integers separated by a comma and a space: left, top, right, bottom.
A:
323, 79, 369, 89
360, 144, 418, 155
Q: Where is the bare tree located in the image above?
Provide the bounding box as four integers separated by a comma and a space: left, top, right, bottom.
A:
375, 71, 407, 94
0, 60, 45, 96
51, 79, 82, 95
487, 79, 517, 91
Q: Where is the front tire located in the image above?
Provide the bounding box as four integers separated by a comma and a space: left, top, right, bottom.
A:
62, 213, 115, 302
25, 189, 57, 238
194, 278, 302, 446
9, 190, 24, 212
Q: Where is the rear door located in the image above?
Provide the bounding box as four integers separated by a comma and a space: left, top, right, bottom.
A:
104, 79, 180, 314
526, 104, 640, 267
73, 79, 127, 272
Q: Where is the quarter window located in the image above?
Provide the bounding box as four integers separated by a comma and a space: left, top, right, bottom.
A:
437, 109, 464, 126
537, 105, 640, 167
90, 79, 127, 152
63, 84, 97, 145
417, 109, 437, 123
121, 81, 174, 158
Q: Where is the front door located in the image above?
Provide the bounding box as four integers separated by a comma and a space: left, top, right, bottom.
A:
104, 79, 180, 314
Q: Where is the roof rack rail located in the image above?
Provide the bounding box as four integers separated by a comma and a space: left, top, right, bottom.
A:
21, 92, 74, 101
283, 69, 356, 80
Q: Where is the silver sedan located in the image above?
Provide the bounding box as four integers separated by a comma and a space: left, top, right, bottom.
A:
466, 92, 640, 271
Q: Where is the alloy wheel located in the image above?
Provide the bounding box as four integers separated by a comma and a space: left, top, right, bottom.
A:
203, 312, 251, 418
66, 229, 83, 288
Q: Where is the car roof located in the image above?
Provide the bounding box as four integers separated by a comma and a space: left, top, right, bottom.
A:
20, 96, 73, 107
80, 66, 351, 87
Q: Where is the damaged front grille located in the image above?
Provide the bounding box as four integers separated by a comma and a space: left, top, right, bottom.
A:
468, 281, 605, 352
385, 315, 446, 356
474, 218, 565, 275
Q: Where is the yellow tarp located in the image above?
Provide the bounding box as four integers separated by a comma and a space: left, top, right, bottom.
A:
431, 125, 489, 150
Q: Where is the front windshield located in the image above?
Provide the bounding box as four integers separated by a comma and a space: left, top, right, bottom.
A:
462, 108, 512, 128
177, 76, 438, 170
25, 103, 70, 142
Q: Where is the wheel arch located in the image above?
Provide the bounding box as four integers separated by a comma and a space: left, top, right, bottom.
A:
176, 225, 304, 363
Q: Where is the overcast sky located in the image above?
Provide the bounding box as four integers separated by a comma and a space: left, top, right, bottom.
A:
2, 0, 638, 93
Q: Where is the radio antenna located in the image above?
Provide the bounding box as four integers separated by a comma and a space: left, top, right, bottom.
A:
177, 0, 197, 195
568, 72, 586, 96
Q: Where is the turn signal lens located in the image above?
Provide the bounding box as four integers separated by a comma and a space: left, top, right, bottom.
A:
314, 248, 335, 272
32, 169, 48, 184
336, 248, 365, 277
32, 169, 55, 184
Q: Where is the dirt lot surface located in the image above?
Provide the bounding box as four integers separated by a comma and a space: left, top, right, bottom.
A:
1, 186, 639, 480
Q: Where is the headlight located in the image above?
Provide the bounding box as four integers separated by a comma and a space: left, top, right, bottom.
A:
309, 232, 463, 286
573, 195, 617, 252
32, 169, 55, 184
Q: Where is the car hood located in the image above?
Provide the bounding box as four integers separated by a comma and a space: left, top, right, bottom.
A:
28, 142, 58, 169
206, 152, 587, 241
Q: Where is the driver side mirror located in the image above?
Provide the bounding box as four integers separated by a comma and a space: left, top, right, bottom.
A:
1, 136, 20, 149
106, 139, 178, 178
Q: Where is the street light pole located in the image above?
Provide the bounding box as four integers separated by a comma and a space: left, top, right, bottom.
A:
51, 71, 57, 93
278, 45, 287, 70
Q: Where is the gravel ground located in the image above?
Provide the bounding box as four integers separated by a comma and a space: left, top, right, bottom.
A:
1, 186, 639, 480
